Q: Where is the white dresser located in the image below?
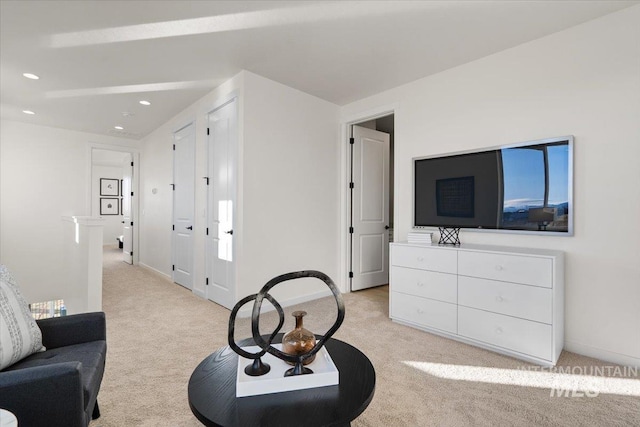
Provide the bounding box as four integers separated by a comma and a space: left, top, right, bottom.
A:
389, 242, 564, 366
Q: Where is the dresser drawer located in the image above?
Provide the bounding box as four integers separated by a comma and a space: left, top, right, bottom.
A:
391, 266, 457, 303
458, 306, 552, 361
391, 292, 457, 334
458, 276, 552, 324
391, 245, 457, 274
458, 251, 552, 288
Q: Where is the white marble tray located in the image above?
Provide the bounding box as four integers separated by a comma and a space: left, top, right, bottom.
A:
236, 343, 339, 397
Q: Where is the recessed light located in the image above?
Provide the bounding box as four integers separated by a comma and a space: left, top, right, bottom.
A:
23, 73, 40, 80
22, 110, 35, 115
114, 126, 124, 130
139, 100, 151, 106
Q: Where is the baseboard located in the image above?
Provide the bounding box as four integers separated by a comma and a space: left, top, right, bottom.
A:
192, 288, 206, 299
138, 262, 172, 282
564, 341, 640, 368
237, 288, 333, 318
138, 263, 209, 300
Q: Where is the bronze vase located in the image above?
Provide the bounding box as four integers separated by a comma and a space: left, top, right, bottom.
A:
282, 310, 316, 366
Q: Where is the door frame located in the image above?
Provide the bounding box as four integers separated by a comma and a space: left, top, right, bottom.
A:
88, 144, 140, 265
340, 104, 397, 293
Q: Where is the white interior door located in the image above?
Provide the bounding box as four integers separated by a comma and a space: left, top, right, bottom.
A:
351, 125, 390, 291
121, 154, 133, 264
206, 99, 237, 309
172, 123, 196, 289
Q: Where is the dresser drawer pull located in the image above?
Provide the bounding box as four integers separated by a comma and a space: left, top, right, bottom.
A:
417, 256, 424, 262
495, 295, 504, 302
495, 327, 503, 334
417, 308, 425, 314
417, 282, 425, 287
495, 265, 504, 271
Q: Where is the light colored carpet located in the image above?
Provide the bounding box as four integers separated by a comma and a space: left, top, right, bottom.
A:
93, 245, 639, 426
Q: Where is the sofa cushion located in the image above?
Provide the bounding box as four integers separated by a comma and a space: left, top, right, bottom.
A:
4, 340, 106, 408
0, 265, 45, 370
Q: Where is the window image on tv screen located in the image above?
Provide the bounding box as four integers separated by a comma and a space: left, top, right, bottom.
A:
414, 137, 572, 234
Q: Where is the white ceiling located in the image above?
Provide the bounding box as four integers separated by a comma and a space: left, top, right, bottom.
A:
1, 1, 637, 140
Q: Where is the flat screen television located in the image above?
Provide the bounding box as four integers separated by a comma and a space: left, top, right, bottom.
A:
414, 136, 573, 235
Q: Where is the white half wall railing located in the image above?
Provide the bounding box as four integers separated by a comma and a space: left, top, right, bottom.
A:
62, 216, 105, 314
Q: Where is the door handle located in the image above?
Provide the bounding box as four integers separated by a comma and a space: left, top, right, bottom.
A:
225, 230, 233, 235
186, 226, 193, 230
385, 225, 390, 230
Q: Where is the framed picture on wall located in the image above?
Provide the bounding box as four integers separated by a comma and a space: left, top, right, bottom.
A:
100, 178, 119, 196
100, 198, 119, 215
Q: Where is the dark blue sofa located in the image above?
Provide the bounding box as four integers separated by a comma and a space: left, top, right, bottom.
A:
0, 312, 107, 427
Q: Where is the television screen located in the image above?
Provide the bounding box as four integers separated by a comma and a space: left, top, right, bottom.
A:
414, 136, 573, 234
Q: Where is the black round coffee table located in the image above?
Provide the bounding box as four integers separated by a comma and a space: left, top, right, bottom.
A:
188, 337, 375, 427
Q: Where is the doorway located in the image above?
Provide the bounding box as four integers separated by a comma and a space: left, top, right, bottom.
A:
121, 153, 133, 264
348, 114, 394, 291
90, 147, 139, 265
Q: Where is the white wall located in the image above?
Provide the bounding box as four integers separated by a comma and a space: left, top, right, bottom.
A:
92, 165, 123, 245
239, 72, 341, 302
341, 7, 640, 365
139, 70, 341, 306
62, 216, 104, 314
0, 120, 139, 303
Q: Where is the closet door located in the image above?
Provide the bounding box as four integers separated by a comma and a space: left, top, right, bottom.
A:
172, 122, 196, 289
206, 98, 237, 309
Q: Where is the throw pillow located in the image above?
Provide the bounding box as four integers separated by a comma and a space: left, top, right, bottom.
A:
0, 265, 45, 370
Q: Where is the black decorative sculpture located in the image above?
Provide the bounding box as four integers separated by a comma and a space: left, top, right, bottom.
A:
227, 270, 345, 377
228, 293, 284, 376
438, 227, 461, 245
